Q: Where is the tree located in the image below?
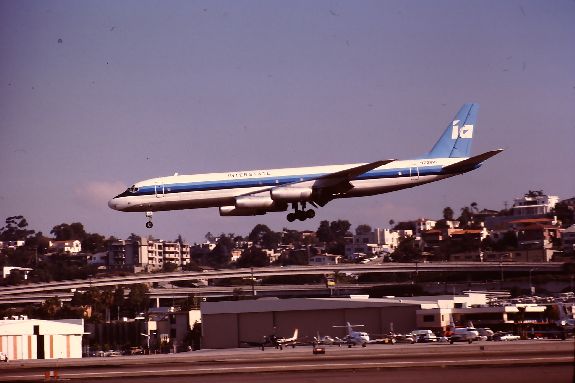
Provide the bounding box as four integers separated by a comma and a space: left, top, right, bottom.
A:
208, 234, 233, 267
470, 202, 479, 213
458, 207, 473, 228
329, 220, 351, 240
82, 233, 106, 253
25, 232, 50, 256
391, 236, 422, 262
50, 222, 87, 241
281, 229, 303, 246
316, 220, 334, 243
442, 207, 454, 221
127, 284, 149, 316
355, 224, 372, 235
0, 216, 34, 241
236, 247, 270, 268
553, 201, 574, 228
162, 261, 178, 272
39, 296, 63, 319
248, 224, 271, 243
248, 224, 281, 249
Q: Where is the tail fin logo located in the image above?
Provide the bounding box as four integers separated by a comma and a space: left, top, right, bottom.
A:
451, 120, 474, 139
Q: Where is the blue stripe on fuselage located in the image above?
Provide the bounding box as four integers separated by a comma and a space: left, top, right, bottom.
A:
130, 165, 445, 197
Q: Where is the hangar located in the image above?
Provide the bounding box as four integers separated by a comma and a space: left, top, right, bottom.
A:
200, 294, 487, 349
0, 318, 84, 360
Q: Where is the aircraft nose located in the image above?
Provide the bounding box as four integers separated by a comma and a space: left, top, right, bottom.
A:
108, 198, 119, 210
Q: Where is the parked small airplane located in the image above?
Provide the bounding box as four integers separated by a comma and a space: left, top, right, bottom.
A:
333, 322, 370, 347
313, 331, 343, 346
242, 328, 300, 350
109, 103, 502, 228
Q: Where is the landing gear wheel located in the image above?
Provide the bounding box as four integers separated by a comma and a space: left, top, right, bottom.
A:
285, 203, 316, 222
145, 211, 153, 228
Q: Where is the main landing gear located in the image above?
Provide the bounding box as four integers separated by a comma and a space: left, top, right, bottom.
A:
286, 202, 316, 222
145, 212, 153, 228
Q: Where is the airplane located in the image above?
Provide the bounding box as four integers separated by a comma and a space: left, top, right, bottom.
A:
108, 103, 503, 228
258, 328, 300, 350
313, 331, 343, 346
241, 328, 300, 350
333, 322, 370, 347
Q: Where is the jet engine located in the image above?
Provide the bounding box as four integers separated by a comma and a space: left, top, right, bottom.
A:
270, 187, 313, 202
235, 195, 275, 209
220, 198, 288, 216
219, 206, 266, 216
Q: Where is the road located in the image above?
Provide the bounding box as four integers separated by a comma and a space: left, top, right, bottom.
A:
0, 262, 563, 304
1, 340, 573, 382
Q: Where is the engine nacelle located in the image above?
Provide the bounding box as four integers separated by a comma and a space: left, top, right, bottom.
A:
219, 206, 266, 216
219, 200, 288, 216
235, 195, 275, 209
270, 187, 313, 202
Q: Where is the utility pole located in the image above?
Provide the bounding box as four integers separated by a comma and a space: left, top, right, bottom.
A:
251, 267, 255, 297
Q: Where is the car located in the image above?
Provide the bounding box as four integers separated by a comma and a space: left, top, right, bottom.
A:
0, 351, 8, 362
492, 332, 520, 341
410, 330, 438, 343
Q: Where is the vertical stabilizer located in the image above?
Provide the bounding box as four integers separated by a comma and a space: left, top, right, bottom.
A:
428, 103, 479, 158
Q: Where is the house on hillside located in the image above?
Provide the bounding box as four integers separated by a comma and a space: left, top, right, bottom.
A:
49, 240, 82, 255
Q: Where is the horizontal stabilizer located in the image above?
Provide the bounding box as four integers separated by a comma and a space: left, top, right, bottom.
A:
442, 149, 504, 174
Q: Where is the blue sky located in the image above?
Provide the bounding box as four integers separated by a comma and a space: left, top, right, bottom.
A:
1, 0, 574, 243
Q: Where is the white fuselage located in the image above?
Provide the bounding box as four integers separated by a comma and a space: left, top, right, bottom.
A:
108, 157, 460, 213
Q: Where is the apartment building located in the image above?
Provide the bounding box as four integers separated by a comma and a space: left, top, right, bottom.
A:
511, 191, 559, 217
108, 237, 191, 271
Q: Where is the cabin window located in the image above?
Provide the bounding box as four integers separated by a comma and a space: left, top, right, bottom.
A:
128, 185, 139, 193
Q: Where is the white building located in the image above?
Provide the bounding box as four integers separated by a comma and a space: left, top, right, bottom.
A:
0, 240, 25, 250
0, 318, 84, 360
345, 228, 412, 259
2, 266, 33, 280
49, 240, 82, 255
414, 219, 438, 235
511, 191, 559, 217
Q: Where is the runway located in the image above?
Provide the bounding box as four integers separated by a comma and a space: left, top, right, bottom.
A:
1, 340, 573, 382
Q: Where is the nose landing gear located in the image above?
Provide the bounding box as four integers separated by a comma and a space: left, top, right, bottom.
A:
145, 212, 153, 228
286, 202, 316, 222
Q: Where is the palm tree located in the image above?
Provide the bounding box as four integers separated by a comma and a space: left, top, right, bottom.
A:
470, 202, 479, 213
443, 207, 454, 221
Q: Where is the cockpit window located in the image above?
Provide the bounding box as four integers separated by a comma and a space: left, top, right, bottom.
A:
128, 185, 139, 193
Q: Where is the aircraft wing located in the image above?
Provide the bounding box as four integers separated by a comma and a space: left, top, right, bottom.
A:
442, 149, 503, 174
306, 159, 396, 193
316, 159, 396, 182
